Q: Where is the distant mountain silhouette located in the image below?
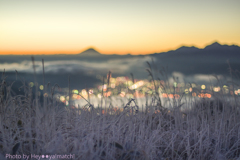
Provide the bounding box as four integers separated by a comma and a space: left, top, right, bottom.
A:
151, 42, 240, 56
204, 42, 240, 52
79, 48, 101, 56
204, 42, 222, 50
175, 46, 199, 53
150, 42, 240, 77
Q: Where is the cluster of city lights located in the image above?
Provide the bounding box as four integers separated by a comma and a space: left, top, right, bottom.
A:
27, 77, 240, 106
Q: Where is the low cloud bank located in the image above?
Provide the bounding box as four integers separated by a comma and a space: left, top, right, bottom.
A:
0, 57, 233, 86
0, 56, 153, 76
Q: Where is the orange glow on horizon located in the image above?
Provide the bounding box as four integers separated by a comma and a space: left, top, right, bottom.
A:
0, 48, 171, 55
0, 41, 239, 55
0, 50, 79, 55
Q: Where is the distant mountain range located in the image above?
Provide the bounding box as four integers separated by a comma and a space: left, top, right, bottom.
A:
148, 42, 240, 77
76, 42, 240, 56
150, 42, 240, 55
1, 42, 239, 60
1, 42, 240, 89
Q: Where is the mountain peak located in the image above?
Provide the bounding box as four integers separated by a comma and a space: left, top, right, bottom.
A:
211, 42, 221, 46
175, 45, 199, 53
204, 41, 222, 50
79, 47, 101, 56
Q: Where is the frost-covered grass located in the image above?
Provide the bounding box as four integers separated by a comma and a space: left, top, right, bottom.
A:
1, 62, 240, 160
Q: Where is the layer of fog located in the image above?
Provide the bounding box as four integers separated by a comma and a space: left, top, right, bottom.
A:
0, 56, 152, 75
0, 56, 233, 86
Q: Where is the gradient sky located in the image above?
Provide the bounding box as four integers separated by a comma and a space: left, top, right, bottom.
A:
0, 0, 240, 55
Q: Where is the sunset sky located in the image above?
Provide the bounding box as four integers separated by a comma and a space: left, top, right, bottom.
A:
0, 0, 240, 55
